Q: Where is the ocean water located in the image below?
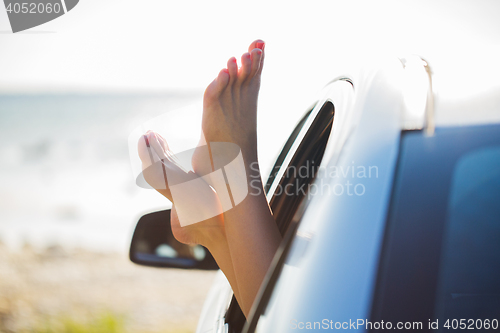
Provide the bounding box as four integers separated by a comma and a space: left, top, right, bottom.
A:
0, 93, 202, 253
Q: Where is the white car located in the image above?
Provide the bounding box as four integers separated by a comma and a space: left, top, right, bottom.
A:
130, 53, 500, 333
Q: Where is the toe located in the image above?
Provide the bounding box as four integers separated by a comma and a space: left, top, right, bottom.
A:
204, 68, 229, 102
217, 68, 229, 89
239, 52, 252, 80
249, 48, 263, 77
248, 39, 265, 52
155, 132, 171, 154
256, 45, 265, 75
227, 57, 238, 85
248, 40, 265, 75
138, 134, 154, 167
148, 132, 167, 160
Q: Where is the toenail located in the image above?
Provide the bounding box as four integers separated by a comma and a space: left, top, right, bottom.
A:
257, 42, 264, 49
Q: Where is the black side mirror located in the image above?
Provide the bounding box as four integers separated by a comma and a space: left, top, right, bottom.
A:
129, 210, 219, 270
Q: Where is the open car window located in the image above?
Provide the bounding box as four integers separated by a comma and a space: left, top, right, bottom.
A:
263, 106, 314, 195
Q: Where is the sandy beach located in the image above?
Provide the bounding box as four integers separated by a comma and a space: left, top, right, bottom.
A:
0, 243, 217, 333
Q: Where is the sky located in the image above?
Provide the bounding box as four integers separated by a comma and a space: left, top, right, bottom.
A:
2, 1, 500, 91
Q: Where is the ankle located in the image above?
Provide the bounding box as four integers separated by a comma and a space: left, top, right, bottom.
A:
199, 220, 227, 249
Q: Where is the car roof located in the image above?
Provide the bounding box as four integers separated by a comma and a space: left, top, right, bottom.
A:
331, 47, 500, 131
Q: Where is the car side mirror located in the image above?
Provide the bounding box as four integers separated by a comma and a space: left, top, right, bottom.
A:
129, 210, 219, 270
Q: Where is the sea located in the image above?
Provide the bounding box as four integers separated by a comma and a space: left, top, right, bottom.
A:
0, 92, 206, 253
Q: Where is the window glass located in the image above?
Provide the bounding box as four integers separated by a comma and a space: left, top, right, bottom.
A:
264, 107, 313, 194
370, 124, 500, 330
434, 146, 500, 327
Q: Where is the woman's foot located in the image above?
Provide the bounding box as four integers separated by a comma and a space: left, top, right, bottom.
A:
192, 39, 265, 176
137, 131, 225, 246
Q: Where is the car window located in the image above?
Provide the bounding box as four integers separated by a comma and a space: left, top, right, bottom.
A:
434, 146, 500, 329
269, 101, 335, 236
263, 106, 314, 195
370, 123, 500, 330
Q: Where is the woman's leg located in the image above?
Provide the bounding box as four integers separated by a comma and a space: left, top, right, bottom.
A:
195, 40, 282, 315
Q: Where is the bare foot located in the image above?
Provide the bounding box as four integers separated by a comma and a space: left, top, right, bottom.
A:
137, 131, 225, 246
192, 39, 265, 176
137, 39, 265, 246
